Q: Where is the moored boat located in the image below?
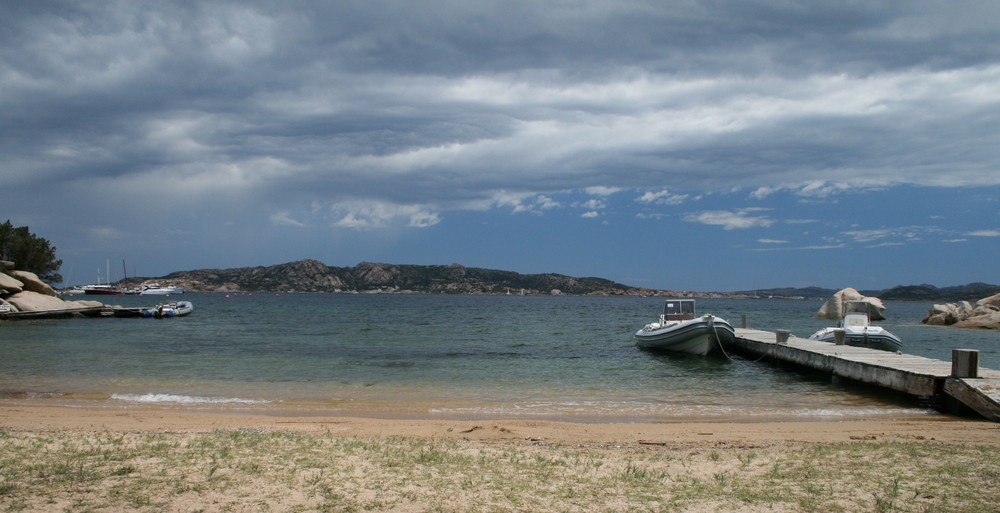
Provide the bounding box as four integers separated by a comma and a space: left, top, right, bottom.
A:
808, 301, 902, 352
141, 301, 194, 318
138, 282, 185, 295
81, 284, 121, 295
634, 299, 735, 356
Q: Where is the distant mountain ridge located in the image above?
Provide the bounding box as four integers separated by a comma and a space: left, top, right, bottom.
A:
870, 283, 1000, 302
124, 259, 998, 301
149, 259, 663, 296
738, 283, 1000, 302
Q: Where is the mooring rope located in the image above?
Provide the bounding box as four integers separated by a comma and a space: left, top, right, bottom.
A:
714, 317, 771, 363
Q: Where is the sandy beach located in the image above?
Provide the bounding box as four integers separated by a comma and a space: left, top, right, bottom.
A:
3, 399, 1000, 446
3, 399, 999, 512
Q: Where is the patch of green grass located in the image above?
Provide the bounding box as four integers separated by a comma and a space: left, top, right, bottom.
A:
0, 431, 997, 512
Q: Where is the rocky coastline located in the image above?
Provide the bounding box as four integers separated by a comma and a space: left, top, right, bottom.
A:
922, 293, 1000, 330
0, 260, 108, 316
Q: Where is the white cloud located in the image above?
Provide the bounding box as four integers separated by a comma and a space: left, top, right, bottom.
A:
637, 189, 689, 205
408, 211, 441, 228
758, 238, 788, 244
503, 194, 562, 214
578, 198, 606, 210
684, 209, 775, 230
795, 181, 853, 198
750, 244, 846, 252
844, 226, 941, 243
333, 212, 375, 230
967, 229, 1000, 237
535, 195, 560, 210
843, 229, 893, 243
585, 186, 621, 196
331, 202, 440, 230
269, 211, 305, 227
581, 211, 600, 218
489, 191, 537, 212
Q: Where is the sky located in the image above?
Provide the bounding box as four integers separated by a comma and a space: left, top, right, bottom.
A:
2, 1, 999, 292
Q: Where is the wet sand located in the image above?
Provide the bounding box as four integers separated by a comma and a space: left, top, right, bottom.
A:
3, 398, 998, 447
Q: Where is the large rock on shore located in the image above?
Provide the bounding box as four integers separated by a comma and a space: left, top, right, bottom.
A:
924, 293, 1000, 329
5, 291, 104, 313
816, 288, 886, 321
2, 263, 110, 317
11, 270, 56, 296
0, 272, 23, 294
6, 291, 69, 311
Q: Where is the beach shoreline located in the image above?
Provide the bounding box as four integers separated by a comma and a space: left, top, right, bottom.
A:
3, 398, 998, 447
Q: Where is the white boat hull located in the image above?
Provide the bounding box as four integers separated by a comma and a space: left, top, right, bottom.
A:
635, 315, 735, 356
141, 301, 194, 318
808, 326, 901, 352
139, 286, 185, 295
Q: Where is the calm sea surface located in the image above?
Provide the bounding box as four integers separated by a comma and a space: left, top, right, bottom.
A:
2, 294, 998, 422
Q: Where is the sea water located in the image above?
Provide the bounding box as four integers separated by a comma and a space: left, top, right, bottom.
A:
2, 293, 997, 422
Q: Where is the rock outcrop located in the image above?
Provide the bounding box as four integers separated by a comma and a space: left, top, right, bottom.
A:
11, 270, 56, 296
0, 272, 23, 294
5, 291, 103, 312
1, 263, 106, 316
923, 293, 1000, 330
816, 288, 886, 321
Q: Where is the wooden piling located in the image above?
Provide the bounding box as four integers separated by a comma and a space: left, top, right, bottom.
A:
951, 349, 979, 378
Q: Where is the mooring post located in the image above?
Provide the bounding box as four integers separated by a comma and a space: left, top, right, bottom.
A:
741, 313, 747, 329
776, 329, 790, 345
833, 328, 846, 345
951, 349, 980, 378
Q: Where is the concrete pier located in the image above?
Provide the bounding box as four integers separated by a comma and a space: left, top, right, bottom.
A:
729, 329, 1000, 422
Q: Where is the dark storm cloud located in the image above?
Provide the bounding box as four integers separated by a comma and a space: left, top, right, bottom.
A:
2, 0, 999, 233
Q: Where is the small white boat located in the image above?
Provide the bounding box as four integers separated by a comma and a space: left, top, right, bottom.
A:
141, 301, 194, 318
808, 301, 901, 352
138, 282, 185, 295
634, 299, 735, 356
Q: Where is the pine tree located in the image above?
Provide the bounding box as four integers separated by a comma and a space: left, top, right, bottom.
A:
0, 220, 63, 283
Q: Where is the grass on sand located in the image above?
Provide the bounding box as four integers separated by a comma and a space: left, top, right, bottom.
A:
1, 429, 998, 512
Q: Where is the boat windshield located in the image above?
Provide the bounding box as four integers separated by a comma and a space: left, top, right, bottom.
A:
663, 299, 696, 320
843, 301, 873, 316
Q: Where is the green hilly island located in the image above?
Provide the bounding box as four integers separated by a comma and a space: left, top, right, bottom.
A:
118, 259, 1000, 301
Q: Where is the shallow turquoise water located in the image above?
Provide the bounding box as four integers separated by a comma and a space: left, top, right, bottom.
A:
2, 294, 997, 421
